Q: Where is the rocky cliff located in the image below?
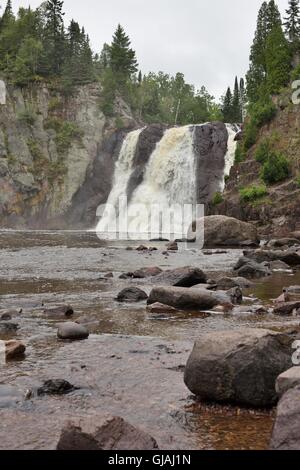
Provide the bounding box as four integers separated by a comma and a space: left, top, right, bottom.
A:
0, 83, 138, 229
211, 94, 300, 237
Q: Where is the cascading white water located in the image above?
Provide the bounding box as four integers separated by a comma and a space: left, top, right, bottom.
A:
224, 124, 240, 177
96, 123, 238, 239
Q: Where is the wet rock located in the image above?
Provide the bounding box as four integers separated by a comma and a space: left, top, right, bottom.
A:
273, 302, 300, 316
57, 322, 89, 341
267, 238, 300, 248
132, 267, 163, 279
166, 241, 178, 251
0, 322, 19, 334
270, 386, 300, 450
37, 380, 77, 396
43, 305, 74, 317
136, 245, 149, 251
216, 277, 254, 290
270, 260, 292, 271
184, 328, 293, 407
243, 249, 300, 267
119, 272, 134, 279
5, 340, 26, 360
57, 414, 159, 450
0, 313, 12, 321
276, 368, 300, 398
154, 267, 207, 288
0, 385, 24, 409
146, 303, 179, 314
231, 305, 269, 316
227, 287, 243, 305
147, 287, 232, 311
188, 216, 260, 248
235, 258, 271, 279
116, 287, 148, 303
104, 272, 114, 279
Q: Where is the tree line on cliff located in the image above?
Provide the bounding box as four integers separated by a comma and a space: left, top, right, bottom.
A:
0, 0, 299, 126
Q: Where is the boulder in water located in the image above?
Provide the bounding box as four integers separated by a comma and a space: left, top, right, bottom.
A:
153, 267, 207, 287
37, 380, 77, 396
57, 414, 159, 450
276, 367, 300, 398
188, 216, 259, 248
116, 287, 148, 303
147, 286, 232, 311
57, 322, 89, 341
184, 328, 293, 407
132, 267, 163, 279
43, 305, 74, 317
5, 340, 26, 360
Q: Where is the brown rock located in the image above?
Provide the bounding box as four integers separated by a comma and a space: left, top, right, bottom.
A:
166, 241, 178, 251
274, 302, 300, 316
5, 340, 26, 360
146, 303, 179, 314
132, 267, 163, 279
56, 415, 159, 450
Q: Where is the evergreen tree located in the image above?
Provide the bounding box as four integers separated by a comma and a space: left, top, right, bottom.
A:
109, 24, 138, 79
232, 76, 242, 122
0, 0, 14, 30
246, 0, 283, 103
222, 87, 233, 122
42, 0, 65, 75
239, 77, 247, 121
266, 24, 292, 93
284, 0, 300, 50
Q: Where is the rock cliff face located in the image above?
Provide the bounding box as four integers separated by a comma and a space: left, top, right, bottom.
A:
0, 83, 137, 229
211, 96, 300, 236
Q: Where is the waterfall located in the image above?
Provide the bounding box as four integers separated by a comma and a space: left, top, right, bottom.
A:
96, 123, 238, 240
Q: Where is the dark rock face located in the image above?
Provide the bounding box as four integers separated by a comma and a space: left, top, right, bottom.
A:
57, 414, 159, 450
270, 386, 300, 450
57, 322, 89, 341
153, 267, 207, 288
116, 287, 148, 303
66, 130, 124, 228
184, 329, 293, 407
37, 380, 77, 396
126, 124, 165, 202
194, 123, 228, 204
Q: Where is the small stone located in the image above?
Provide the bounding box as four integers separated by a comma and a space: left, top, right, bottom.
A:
37, 380, 77, 396
116, 288, 148, 303
146, 303, 178, 314
166, 241, 178, 251
43, 305, 74, 317
57, 322, 89, 341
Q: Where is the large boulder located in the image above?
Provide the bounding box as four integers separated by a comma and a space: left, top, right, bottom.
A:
234, 257, 271, 279
184, 328, 293, 407
147, 287, 233, 311
57, 414, 159, 450
243, 249, 300, 267
153, 267, 207, 288
188, 216, 259, 248
270, 386, 300, 450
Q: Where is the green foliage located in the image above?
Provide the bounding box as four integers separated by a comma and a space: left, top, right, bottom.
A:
240, 184, 268, 202
243, 120, 259, 150
291, 63, 300, 81
284, 0, 300, 48
45, 117, 83, 154
17, 107, 37, 126
212, 192, 224, 206
255, 139, 271, 163
261, 151, 290, 184
48, 96, 63, 111
251, 99, 277, 127
109, 24, 138, 80
265, 25, 291, 94
115, 116, 125, 129
235, 143, 246, 163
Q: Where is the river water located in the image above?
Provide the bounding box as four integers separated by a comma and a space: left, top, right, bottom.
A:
0, 231, 299, 450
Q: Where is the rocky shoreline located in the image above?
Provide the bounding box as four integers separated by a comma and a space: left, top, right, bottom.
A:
1, 219, 300, 450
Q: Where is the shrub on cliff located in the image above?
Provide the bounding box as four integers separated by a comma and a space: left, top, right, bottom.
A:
239, 184, 268, 203
261, 152, 290, 185
212, 192, 224, 206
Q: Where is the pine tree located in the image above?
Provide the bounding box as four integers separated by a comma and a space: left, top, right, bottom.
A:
266, 0, 282, 31
109, 24, 138, 79
43, 0, 65, 75
232, 76, 242, 122
222, 87, 233, 122
0, 0, 14, 30
284, 0, 300, 51
239, 77, 247, 121
266, 24, 292, 94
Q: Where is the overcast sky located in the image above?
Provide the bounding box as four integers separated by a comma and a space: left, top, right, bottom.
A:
10, 0, 288, 99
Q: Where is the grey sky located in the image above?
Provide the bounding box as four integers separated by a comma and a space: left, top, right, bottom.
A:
10, 0, 288, 99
